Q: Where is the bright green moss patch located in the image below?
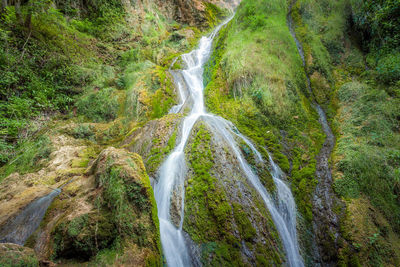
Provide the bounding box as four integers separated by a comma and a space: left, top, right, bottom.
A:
184, 124, 234, 242
150, 67, 176, 119
146, 126, 178, 174
204, 3, 230, 27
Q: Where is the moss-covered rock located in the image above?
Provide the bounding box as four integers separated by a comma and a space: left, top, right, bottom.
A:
44, 147, 161, 265
122, 113, 182, 176
183, 121, 284, 266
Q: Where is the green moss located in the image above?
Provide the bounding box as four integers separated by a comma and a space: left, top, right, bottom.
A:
183, 124, 245, 265
232, 203, 256, 241
147, 125, 178, 174
204, 3, 229, 27
53, 211, 117, 260
51, 151, 161, 265
184, 124, 234, 242
150, 66, 176, 119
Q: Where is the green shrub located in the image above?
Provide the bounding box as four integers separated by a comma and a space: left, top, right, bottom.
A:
376, 52, 400, 84
73, 124, 95, 140
0, 135, 53, 180
334, 82, 400, 230
236, 0, 269, 31
76, 88, 119, 122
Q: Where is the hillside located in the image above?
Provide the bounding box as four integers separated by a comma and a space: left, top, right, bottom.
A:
0, 0, 399, 266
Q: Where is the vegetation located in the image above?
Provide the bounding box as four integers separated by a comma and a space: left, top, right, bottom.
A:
51, 149, 161, 264
350, 0, 400, 85
183, 123, 284, 266
0, 135, 52, 181
293, 0, 400, 265
1, 0, 399, 266
205, 0, 324, 230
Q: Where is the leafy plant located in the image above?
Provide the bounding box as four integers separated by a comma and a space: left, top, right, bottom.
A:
76, 88, 119, 122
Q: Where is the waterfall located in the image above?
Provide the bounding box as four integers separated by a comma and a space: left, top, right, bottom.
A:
0, 188, 61, 245
154, 14, 303, 267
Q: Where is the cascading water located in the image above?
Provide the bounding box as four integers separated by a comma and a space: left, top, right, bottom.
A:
155, 15, 303, 267
204, 115, 304, 267
0, 188, 61, 245
154, 17, 234, 267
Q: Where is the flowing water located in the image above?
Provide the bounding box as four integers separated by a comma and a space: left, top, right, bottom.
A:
155, 16, 304, 267
287, 4, 339, 266
0, 188, 61, 245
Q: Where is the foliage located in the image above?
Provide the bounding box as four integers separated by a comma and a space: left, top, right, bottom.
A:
350, 0, 400, 51
53, 211, 117, 260
334, 82, 400, 230
0, 0, 123, 166
76, 88, 119, 122
350, 0, 400, 84
0, 135, 52, 181
73, 124, 95, 140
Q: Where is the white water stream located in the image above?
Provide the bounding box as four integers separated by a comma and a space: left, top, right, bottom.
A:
154, 16, 303, 267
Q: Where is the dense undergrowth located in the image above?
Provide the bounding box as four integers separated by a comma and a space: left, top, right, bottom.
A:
0, 0, 223, 167
0, 0, 127, 163
292, 0, 400, 265
0, 0, 226, 177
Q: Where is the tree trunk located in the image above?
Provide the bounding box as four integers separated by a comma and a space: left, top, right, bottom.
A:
24, 10, 31, 29
15, 0, 23, 25
1, 0, 7, 13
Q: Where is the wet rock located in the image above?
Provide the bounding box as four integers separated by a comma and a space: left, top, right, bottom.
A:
0, 147, 162, 266
47, 148, 161, 264
170, 186, 183, 227
122, 113, 182, 176
183, 121, 284, 265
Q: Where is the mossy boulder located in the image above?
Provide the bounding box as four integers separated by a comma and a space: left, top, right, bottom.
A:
122, 114, 182, 176
183, 121, 284, 266
52, 211, 117, 260
0, 243, 39, 267
47, 147, 161, 265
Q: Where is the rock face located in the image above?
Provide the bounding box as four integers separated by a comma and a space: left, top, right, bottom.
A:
0, 134, 89, 240
45, 147, 160, 265
0, 137, 160, 266
182, 121, 284, 266
126, 0, 239, 26
122, 113, 182, 177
